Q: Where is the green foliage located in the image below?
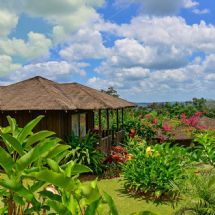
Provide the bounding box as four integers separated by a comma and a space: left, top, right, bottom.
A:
175, 172, 215, 215
34, 160, 118, 215
0, 115, 68, 214
191, 131, 215, 167
122, 143, 189, 200
66, 132, 105, 174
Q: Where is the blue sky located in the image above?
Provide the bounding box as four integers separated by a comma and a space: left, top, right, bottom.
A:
0, 0, 215, 102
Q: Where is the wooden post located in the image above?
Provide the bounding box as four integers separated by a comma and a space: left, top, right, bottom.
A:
98, 109, 102, 142
121, 108, 124, 129
106, 109, 109, 134
116, 109, 119, 131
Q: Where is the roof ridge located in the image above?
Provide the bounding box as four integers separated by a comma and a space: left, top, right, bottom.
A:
76, 83, 113, 109
37, 78, 75, 110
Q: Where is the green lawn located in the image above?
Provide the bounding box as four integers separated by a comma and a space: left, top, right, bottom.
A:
96, 178, 178, 215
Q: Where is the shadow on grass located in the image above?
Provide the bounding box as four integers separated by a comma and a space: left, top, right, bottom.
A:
115, 181, 180, 209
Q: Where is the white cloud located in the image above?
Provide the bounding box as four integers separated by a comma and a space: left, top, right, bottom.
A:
0, 32, 52, 61
192, 8, 210, 15
117, 16, 215, 53
183, 0, 199, 9
1, 60, 86, 84
59, 28, 108, 61
0, 55, 21, 75
0, 10, 18, 37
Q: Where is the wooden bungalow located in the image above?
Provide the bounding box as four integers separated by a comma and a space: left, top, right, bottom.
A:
0, 76, 135, 153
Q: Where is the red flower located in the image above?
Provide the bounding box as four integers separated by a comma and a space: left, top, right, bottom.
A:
196, 125, 206, 130
145, 114, 152, 119
153, 118, 158, 124
162, 124, 171, 132
158, 135, 165, 142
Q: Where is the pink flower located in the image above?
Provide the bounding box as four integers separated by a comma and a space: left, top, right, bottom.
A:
158, 135, 165, 142
196, 125, 206, 130
194, 112, 203, 117
153, 119, 158, 124
162, 124, 171, 132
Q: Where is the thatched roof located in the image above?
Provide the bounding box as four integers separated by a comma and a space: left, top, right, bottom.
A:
0, 76, 135, 111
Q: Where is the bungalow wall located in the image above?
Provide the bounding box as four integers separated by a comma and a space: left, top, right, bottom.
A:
0, 110, 94, 140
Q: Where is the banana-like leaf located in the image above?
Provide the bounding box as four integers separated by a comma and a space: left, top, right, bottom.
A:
47, 159, 61, 172
25, 130, 56, 148
6, 116, 17, 136
17, 115, 44, 144
40, 190, 61, 202
1, 133, 24, 156
103, 192, 119, 215
0, 146, 14, 173
46, 144, 70, 159
62, 161, 92, 176
28, 169, 78, 192
85, 198, 102, 215
46, 200, 69, 214
30, 181, 46, 192
0, 179, 38, 204
16, 139, 57, 172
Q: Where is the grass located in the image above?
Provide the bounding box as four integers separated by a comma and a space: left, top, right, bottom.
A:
96, 177, 178, 215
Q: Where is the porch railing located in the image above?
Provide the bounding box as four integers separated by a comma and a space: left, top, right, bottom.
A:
96, 129, 125, 155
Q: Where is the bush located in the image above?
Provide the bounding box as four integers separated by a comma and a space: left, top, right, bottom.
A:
175, 172, 215, 215
66, 132, 105, 174
191, 130, 215, 167
122, 143, 189, 200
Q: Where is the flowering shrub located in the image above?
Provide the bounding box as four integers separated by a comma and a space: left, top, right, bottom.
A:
180, 112, 206, 130
122, 143, 189, 200
105, 146, 132, 164
103, 145, 132, 178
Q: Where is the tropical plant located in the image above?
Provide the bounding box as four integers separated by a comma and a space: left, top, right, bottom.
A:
66, 132, 105, 174
174, 172, 215, 215
0, 115, 70, 214
32, 159, 118, 215
122, 143, 189, 200
191, 131, 215, 167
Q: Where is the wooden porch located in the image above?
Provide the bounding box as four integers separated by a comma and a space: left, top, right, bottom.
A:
95, 108, 125, 155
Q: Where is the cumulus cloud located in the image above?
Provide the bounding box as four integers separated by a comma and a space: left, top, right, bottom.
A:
0, 60, 86, 84
0, 32, 52, 61
59, 28, 108, 61
115, 0, 204, 15
0, 55, 21, 75
0, 9, 18, 37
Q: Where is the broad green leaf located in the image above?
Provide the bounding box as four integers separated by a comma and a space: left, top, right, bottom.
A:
0, 179, 38, 204
103, 192, 118, 215
62, 161, 92, 176
46, 144, 70, 159
1, 133, 24, 156
6, 116, 17, 135
46, 200, 68, 214
85, 198, 102, 215
47, 159, 61, 172
40, 190, 61, 202
17, 115, 44, 144
0, 146, 14, 173
16, 139, 56, 172
28, 169, 78, 192
25, 130, 56, 148
30, 181, 46, 192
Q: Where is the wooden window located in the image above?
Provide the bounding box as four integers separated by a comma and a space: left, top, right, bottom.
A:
80, 113, 86, 137
72, 114, 79, 136
71, 113, 86, 137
